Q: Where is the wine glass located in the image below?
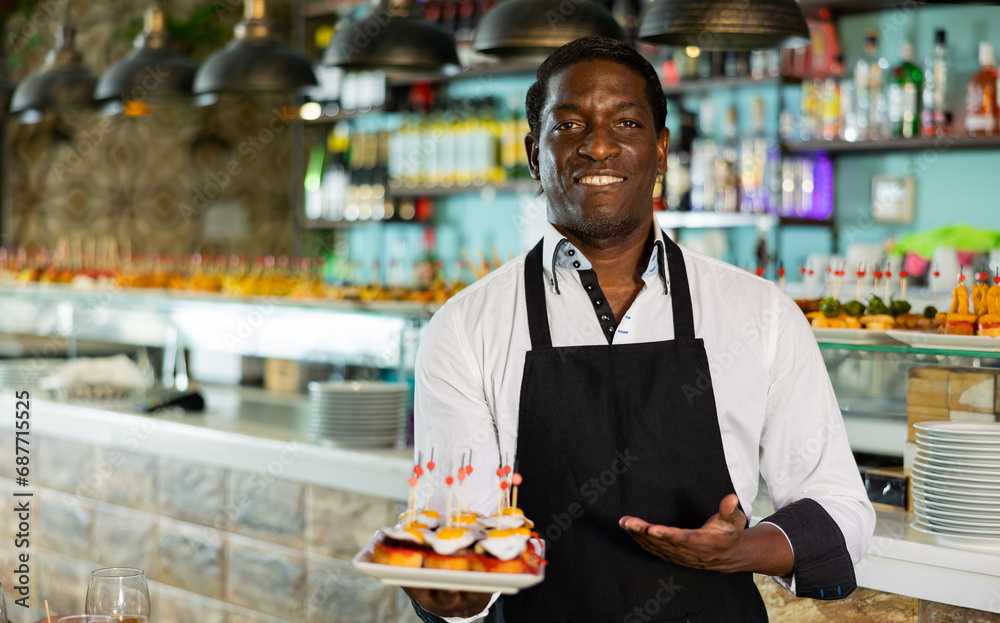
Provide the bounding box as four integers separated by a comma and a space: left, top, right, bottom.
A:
58, 617, 115, 623
85, 568, 150, 623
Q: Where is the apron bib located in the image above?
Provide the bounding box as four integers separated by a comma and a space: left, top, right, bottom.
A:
502, 235, 767, 622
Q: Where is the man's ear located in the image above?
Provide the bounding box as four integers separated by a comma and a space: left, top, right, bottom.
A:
657, 128, 670, 175
525, 133, 540, 180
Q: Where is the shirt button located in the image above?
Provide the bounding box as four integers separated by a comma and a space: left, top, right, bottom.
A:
607, 326, 614, 334
567, 249, 575, 256
594, 299, 603, 306
572, 260, 581, 268
601, 315, 609, 321
585, 284, 594, 291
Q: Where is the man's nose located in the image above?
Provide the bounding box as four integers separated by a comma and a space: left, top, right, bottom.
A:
578, 125, 619, 161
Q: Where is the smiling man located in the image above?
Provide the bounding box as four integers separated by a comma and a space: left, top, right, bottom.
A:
407, 36, 874, 622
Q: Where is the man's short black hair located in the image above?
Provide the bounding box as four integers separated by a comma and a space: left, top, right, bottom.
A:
525, 36, 667, 137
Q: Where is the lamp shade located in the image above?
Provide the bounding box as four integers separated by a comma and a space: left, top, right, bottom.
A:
95, 1, 197, 102
193, 0, 317, 93
324, 0, 460, 74
473, 0, 626, 61
10, 23, 96, 113
638, 0, 810, 50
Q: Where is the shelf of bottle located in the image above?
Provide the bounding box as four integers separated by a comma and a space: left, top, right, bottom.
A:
655, 210, 775, 230
782, 133, 1000, 154
386, 61, 538, 87
662, 74, 801, 96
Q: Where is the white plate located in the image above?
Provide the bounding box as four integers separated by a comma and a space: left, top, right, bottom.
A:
911, 464, 1000, 487
351, 532, 545, 594
915, 516, 1000, 535
911, 481, 1000, 502
915, 422, 1000, 437
911, 520, 1000, 544
917, 496, 1000, 514
913, 501, 1000, 523
914, 508, 1000, 534
916, 435, 1000, 449
812, 328, 899, 345
912, 458, 1000, 481
915, 445, 1000, 461
915, 450, 1000, 469
886, 330, 1000, 351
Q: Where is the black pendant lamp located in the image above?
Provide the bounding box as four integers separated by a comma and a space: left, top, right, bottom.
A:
324, 0, 460, 74
193, 0, 317, 93
9, 4, 97, 118
473, 0, 626, 61
95, 1, 197, 114
638, 0, 810, 50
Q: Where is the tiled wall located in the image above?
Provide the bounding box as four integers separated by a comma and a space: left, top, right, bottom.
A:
0, 431, 417, 623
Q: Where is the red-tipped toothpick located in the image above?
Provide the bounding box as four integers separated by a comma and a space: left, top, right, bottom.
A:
856, 263, 866, 303
421, 449, 436, 512
933, 264, 941, 307
445, 475, 455, 528
899, 269, 909, 301
778, 261, 786, 292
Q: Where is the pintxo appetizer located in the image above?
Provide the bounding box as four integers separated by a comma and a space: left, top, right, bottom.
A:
370, 454, 546, 577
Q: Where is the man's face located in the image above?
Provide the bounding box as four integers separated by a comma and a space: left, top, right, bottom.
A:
526, 59, 669, 245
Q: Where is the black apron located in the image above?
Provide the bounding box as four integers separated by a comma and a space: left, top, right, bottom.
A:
503, 235, 768, 622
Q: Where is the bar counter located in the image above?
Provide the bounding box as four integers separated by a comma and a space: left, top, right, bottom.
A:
2, 386, 999, 622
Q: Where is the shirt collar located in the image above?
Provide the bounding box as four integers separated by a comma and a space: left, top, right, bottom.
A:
540, 221, 669, 296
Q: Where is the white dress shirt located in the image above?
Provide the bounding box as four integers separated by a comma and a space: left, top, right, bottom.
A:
413, 222, 875, 621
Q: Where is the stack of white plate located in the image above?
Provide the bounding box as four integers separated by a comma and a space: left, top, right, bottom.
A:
911, 421, 1000, 541
307, 381, 409, 447
0, 359, 64, 389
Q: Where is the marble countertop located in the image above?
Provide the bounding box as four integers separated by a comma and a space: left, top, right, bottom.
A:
7, 385, 998, 613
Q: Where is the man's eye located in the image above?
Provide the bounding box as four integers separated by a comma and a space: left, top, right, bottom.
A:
554, 121, 580, 131
619, 120, 640, 128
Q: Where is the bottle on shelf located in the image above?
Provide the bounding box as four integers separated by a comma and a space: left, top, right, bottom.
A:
820, 67, 841, 140
921, 29, 951, 136
800, 79, 819, 141
716, 106, 740, 213
888, 41, 922, 139
854, 30, 889, 140
739, 97, 770, 213
840, 76, 858, 141
689, 100, 716, 211
965, 41, 999, 136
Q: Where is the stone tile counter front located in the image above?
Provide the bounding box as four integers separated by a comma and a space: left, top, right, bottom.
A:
1, 388, 998, 623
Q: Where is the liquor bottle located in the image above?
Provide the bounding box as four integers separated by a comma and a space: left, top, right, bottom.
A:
499, 93, 520, 182
740, 97, 768, 213
799, 79, 819, 141
854, 31, 889, 140
840, 77, 858, 141
820, 71, 841, 140
921, 29, 951, 136
965, 41, 999, 136
888, 41, 922, 138
689, 100, 715, 211
716, 107, 740, 213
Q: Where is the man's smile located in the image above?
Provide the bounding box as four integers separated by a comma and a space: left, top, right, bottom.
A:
577, 174, 626, 187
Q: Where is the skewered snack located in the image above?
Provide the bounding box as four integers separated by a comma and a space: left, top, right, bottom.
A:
940, 282, 977, 335
372, 457, 546, 576
916, 305, 941, 331
977, 280, 1000, 337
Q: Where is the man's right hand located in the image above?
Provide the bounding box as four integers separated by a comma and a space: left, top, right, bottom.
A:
403, 587, 494, 619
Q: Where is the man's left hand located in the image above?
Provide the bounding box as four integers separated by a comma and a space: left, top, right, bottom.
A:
619, 493, 794, 576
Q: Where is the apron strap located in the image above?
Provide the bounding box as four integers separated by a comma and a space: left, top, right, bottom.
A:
661, 232, 696, 341
524, 239, 552, 349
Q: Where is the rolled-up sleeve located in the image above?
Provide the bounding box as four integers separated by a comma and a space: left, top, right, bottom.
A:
757, 290, 876, 598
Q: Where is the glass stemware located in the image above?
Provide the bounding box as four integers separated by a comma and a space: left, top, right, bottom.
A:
85, 568, 150, 623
